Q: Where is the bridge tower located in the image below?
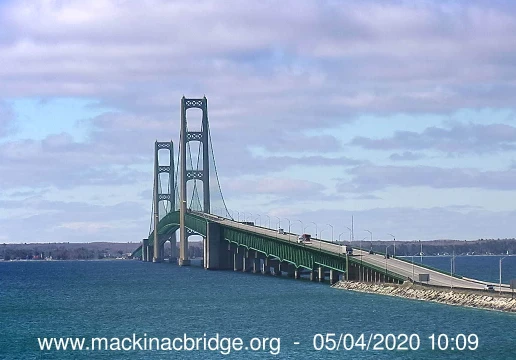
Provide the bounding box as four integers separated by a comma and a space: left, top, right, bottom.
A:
179, 97, 210, 266
153, 141, 175, 263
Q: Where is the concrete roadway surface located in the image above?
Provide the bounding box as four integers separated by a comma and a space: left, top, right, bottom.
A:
193, 211, 512, 293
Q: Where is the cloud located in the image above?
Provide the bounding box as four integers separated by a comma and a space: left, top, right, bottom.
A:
0, 199, 148, 243
0, 133, 150, 189
389, 151, 426, 161
1, 0, 516, 243
0, 101, 15, 137
288, 206, 516, 241
226, 177, 324, 195
352, 122, 516, 154
337, 164, 516, 192
1, 0, 516, 119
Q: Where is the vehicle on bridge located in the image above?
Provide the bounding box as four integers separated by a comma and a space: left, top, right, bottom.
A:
485, 284, 495, 292
345, 245, 353, 255
297, 234, 311, 243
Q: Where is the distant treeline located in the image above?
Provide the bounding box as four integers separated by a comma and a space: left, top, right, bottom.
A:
0, 243, 203, 260
1, 239, 514, 260
368, 238, 516, 256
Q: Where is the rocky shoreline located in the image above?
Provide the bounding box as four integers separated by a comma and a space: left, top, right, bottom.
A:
332, 281, 516, 313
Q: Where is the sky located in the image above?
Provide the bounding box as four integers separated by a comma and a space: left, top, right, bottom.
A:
1, 0, 516, 243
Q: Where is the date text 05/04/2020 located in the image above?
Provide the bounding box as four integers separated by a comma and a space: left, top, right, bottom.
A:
311, 333, 479, 351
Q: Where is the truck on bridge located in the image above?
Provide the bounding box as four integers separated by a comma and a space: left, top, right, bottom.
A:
345, 245, 353, 255
297, 234, 311, 243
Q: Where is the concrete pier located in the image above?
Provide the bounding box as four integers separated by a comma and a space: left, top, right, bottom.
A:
294, 269, 301, 279
318, 266, 325, 282
262, 259, 271, 275
252, 258, 260, 273
233, 252, 243, 271
310, 270, 316, 281
286, 264, 295, 278
329, 269, 339, 285
142, 239, 149, 262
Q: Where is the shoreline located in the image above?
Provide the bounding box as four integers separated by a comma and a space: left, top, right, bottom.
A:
332, 281, 516, 313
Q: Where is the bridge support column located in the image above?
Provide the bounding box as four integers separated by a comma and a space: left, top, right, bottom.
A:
270, 260, 280, 276
252, 258, 260, 273
169, 233, 177, 263
242, 253, 251, 273
146, 245, 153, 262
294, 269, 301, 279
205, 222, 230, 270
286, 264, 295, 278
142, 239, 149, 262
329, 270, 339, 285
310, 270, 316, 281
262, 259, 271, 275
318, 266, 325, 282
233, 252, 243, 271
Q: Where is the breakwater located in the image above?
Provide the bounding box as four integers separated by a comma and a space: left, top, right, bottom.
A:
333, 281, 516, 313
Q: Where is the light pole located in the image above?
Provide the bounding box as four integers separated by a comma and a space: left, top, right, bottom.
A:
293, 219, 303, 236
255, 214, 261, 226
385, 244, 394, 277
246, 212, 253, 223
319, 229, 325, 251
326, 224, 334, 243
283, 217, 291, 234
346, 227, 352, 244
264, 214, 270, 229
311, 222, 318, 239
338, 232, 345, 244
412, 254, 415, 282
283, 217, 291, 241
420, 240, 423, 263
364, 229, 372, 252
273, 216, 281, 230
450, 251, 455, 289
388, 233, 396, 257
358, 236, 366, 281
500, 257, 506, 295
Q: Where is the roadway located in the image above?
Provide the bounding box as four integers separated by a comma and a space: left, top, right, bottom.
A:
192, 211, 511, 292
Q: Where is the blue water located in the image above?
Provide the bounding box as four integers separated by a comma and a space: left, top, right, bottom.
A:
404, 255, 516, 283
0, 258, 515, 359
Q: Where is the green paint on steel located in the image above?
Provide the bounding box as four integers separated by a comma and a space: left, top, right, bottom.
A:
136, 210, 407, 281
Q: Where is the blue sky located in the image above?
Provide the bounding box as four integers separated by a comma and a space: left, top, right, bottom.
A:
1, 0, 516, 243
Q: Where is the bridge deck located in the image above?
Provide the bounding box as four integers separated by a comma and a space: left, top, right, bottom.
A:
196, 212, 511, 292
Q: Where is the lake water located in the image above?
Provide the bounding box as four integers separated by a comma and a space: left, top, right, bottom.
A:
0, 257, 515, 359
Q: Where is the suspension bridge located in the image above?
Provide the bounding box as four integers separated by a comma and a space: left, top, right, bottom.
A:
131, 97, 509, 291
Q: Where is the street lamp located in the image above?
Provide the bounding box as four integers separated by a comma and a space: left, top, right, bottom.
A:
500, 257, 506, 295
319, 229, 325, 251
326, 223, 334, 243
338, 232, 345, 243
359, 236, 367, 281
246, 212, 253, 223
388, 233, 396, 257
412, 254, 415, 282
293, 219, 303, 235
385, 244, 394, 278
273, 216, 281, 230
264, 214, 270, 229
283, 217, 291, 234
364, 229, 372, 252
304, 222, 317, 238
255, 214, 261, 226
283, 217, 291, 241
346, 227, 352, 244
450, 251, 455, 289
